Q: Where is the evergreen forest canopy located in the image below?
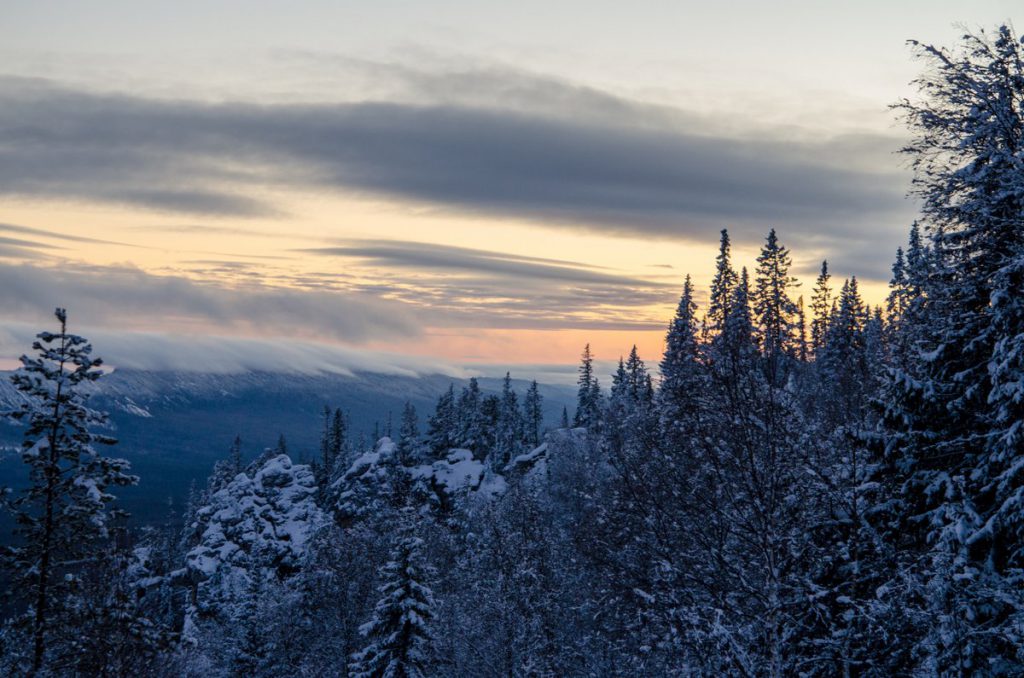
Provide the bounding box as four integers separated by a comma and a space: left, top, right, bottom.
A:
2, 23, 1024, 677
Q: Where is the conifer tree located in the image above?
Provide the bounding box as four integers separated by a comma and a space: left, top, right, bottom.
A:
349, 513, 436, 678
494, 373, 523, 467
818, 277, 869, 423
457, 378, 485, 454
574, 344, 601, 430
318, 405, 333, 480
426, 384, 457, 457
522, 380, 544, 448
706, 229, 738, 337
753, 228, 800, 384
3, 308, 137, 674
659, 275, 704, 446
624, 345, 650, 408
795, 296, 808, 362
397, 401, 419, 465
886, 247, 908, 320
881, 24, 1024, 670
330, 408, 347, 472
810, 260, 832, 354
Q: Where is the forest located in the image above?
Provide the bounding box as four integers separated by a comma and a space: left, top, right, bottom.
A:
2, 24, 1024, 678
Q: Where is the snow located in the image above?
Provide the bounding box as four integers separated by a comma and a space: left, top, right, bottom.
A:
412, 449, 485, 494
186, 453, 325, 586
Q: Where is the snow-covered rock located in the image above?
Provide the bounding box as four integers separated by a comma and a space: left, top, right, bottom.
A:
186, 453, 324, 586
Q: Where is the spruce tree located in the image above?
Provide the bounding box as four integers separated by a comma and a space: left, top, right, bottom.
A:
810, 260, 832, 354
330, 408, 347, 473
3, 308, 137, 674
881, 24, 1024, 670
795, 295, 808, 362
349, 513, 436, 678
706, 229, 738, 338
574, 344, 601, 430
427, 384, 457, 457
753, 228, 800, 384
658, 275, 704, 446
457, 378, 485, 455
494, 372, 523, 467
397, 401, 419, 465
522, 380, 544, 448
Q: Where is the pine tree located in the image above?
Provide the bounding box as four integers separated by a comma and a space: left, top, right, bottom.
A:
330, 408, 347, 474
574, 344, 601, 430
795, 296, 808, 362
706, 229, 739, 338
397, 401, 419, 465
887, 223, 931, 370
624, 345, 650, 409
714, 267, 757, 368
457, 378, 485, 455
3, 308, 137, 674
494, 373, 523, 467
560, 406, 570, 429
522, 380, 544, 448
318, 405, 333, 483
753, 228, 800, 384
817, 277, 869, 424
314, 406, 347, 486
810, 260, 832, 354
349, 513, 436, 678
886, 247, 908, 320
881, 24, 1024, 670
659, 275, 704, 446
427, 384, 457, 457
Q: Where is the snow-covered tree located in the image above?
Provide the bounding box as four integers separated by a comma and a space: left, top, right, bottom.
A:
456, 378, 486, 455
809, 260, 832, 354
397, 401, 420, 465
522, 380, 544, 448
427, 384, 458, 457
349, 512, 436, 678
2, 308, 137, 674
879, 23, 1024, 671
706, 229, 738, 338
493, 372, 523, 468
753, 228, 800, 384
573, 344, 601, 430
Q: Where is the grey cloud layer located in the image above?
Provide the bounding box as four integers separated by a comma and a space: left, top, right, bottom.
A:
0, 76, 915, 268
0, 262, 421, 342
300, 240, 667, 288
300, 239, 681, 330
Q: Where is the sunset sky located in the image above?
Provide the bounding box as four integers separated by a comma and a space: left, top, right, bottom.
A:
0, 1, 1017, 377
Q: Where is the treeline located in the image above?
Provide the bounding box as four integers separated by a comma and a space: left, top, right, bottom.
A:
2, 23, 1024, 677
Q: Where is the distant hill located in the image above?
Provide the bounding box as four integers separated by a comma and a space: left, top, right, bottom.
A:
0, 369, 575, 525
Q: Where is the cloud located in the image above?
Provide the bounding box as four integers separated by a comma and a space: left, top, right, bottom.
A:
0, 322, 468, 378
0, 221, 138, 248
0, 75, 915, 262
298, 239, 682, 331
0, 261, 421, 343
300, 239, 663, 287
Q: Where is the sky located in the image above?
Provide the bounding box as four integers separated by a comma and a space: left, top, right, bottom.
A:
0, 1, 1018, 378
